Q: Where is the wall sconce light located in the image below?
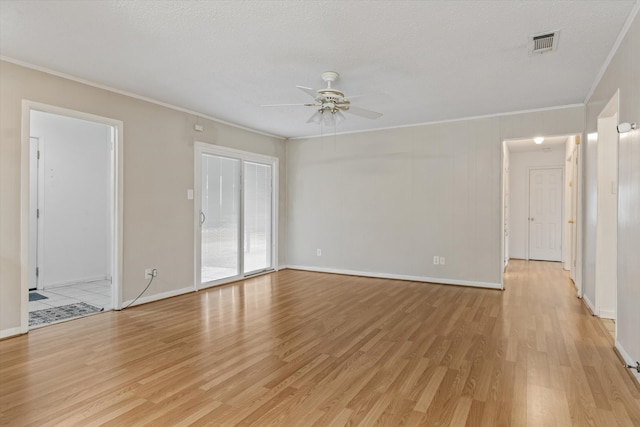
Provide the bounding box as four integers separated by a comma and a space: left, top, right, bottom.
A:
617, 122, 637, 134
534, 137, 544, 144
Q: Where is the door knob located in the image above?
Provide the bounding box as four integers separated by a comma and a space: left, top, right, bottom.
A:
568, 219, 575, 224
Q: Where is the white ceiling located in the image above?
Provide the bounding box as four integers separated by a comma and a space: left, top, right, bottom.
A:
0, 1, 636, 139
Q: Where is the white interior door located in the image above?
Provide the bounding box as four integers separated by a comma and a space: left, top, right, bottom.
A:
570, 147, 579, 281
28, 137, 40, 290
529, 168, 563, 261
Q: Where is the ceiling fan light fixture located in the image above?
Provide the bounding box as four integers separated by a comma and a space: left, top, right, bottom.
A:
322, 109, 335, 126
307, 110, 323, 124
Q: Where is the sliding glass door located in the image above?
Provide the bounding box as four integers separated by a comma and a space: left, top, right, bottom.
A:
196, 144, 277, 287
200, 154, 241, 283
243, 161, 272, 274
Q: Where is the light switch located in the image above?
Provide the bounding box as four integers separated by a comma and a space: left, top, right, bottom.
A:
187, 189, 194, 200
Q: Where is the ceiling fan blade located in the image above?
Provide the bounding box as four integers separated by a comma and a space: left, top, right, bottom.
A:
296, 86, 319, 99
345, 92, 389, 102
346, 105, 383, 120
344, 94, 368, 100
261, 103, 318, 107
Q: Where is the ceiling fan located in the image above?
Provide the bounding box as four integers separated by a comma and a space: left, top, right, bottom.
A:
262, 71, 383, 125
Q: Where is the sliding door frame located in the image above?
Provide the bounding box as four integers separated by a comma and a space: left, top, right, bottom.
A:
194, 142, 278, 290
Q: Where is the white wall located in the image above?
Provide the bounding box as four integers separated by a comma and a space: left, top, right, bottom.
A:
0, 60, 286, 337
583, 132, 598, 310
287, 107, 584, 288
595, 114, 618, 319
31, 110, 111, 287
508, 149, 565, 260
585, 7, 639, 382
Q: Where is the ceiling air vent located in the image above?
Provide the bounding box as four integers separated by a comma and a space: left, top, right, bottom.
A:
529, 30, 559, 55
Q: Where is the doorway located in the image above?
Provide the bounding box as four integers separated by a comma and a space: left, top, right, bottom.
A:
194, 143, 278, 288
21, 102, 123, 331
502, 134, 582, 292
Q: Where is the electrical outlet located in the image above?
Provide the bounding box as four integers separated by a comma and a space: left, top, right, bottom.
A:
317, 248, 322, 256
440, 257, 445, 265
433, 256, 439, 265
145, 268, 157, 279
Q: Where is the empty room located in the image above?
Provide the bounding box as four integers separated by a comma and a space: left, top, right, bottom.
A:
1, 1, 639, 426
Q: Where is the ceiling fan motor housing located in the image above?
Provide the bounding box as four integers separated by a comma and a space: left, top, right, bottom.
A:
320, 71, 339, 85
317, 72, 350, 111
318, 89, 348, 103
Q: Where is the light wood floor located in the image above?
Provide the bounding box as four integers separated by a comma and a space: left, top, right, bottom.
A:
1, 261, 639, 426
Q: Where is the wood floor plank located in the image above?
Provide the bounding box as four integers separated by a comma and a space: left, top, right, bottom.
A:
414, 366, 448, 412
1, 260, 639, 426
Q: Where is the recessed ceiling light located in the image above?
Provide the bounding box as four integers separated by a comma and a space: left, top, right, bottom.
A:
534, 137, 544, 144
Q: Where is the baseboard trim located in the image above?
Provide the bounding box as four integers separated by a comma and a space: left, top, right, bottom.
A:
599, 309, 616, 320
583, 294, 596, 315
119, 286, 194, 309
123, 269, 284, 307
615, 340, 640, 386
43, 275, 109, 289
0, 326, 24, 340
286, 265, 502, 290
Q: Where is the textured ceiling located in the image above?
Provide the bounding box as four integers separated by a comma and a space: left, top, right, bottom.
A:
0, 1, 636, 138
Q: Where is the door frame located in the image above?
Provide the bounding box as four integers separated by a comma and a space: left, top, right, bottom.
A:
20, 101, 124, 333
593, 91, 619, 320
501, 135, 584, 295
28, 136, 44, 291
568, 137, 584, 297
501, 141, 510, 273
526, 165, 564, 261
193, 142, 278, 290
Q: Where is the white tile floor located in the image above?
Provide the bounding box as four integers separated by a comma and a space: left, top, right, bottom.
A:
29, 280, 112, 313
